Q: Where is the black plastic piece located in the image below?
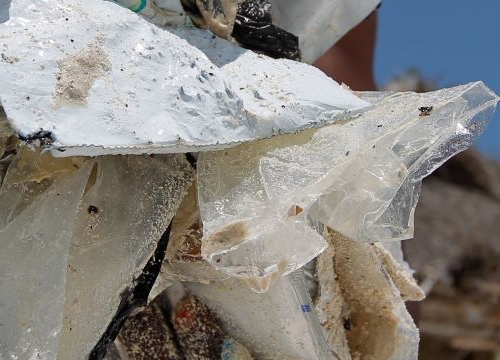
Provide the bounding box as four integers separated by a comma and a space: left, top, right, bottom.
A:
231, 0, 300, 61
17, 130, 54, 146
89, 223, 172, 360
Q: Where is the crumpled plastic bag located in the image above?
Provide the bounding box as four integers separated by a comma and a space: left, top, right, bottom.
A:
198, 82, 499, 290
231, 0, 300, 60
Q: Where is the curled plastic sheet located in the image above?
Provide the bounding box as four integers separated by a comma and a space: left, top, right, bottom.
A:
0, 0, 369, 157
198, 82, 499, 287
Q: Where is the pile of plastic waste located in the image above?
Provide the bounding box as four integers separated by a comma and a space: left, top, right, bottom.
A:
0, 0, 498, 359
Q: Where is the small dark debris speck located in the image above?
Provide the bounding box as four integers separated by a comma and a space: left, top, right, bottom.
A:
345, 151, 350, 156
281, 105, 286, 108
208, 72, 214, 76
88, 205, 99, 214
377, 124, 382, 128
372, 145, 376, 148
70, 39, 74, 43
125, 104, 128, 108
418, 106, 433, 116
26, 96, 30, 100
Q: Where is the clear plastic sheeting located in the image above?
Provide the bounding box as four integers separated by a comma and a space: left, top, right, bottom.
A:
0, 151, 194, 360
0, 148, 85, 229
201, 212, 328, 293
198, 82, 499, 288
0, 0, 369, 157
181, 272, 332, 360
57, 155, 194, 359
0, 160, 91, 360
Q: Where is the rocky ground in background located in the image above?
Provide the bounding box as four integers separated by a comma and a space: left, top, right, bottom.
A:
409, 149, 500, 360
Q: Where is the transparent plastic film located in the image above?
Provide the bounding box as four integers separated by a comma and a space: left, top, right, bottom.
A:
198, 82, 499, 288
57, 155, 194, 359
182, 273, 333, 360
0, 160, 91, 360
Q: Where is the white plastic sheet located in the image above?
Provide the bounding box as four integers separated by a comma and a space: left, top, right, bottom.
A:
270, 0, 381, 63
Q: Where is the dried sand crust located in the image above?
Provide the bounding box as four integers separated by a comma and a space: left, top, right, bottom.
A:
315, 229, 421, 360
373, 244, 425, 302
53, 37, 111, 107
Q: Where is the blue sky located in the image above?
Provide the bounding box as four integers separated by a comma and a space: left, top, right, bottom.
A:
375, 1, 500, 158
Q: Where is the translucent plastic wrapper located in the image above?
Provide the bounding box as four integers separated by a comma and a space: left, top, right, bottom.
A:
0, 159, 91, 359
179, 271, 332, 359
198, 82, 499, 287
0, 151, 193, 359
57, 155, 193, 359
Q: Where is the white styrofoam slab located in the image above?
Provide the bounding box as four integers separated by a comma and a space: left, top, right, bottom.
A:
0, 0, 370, 156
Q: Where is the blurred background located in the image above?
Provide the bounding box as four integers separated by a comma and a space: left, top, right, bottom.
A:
376, 0, 500, 159
376, 2, 500, 359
